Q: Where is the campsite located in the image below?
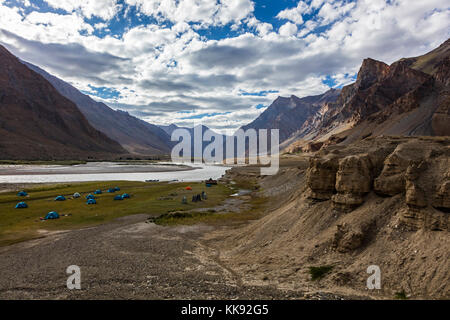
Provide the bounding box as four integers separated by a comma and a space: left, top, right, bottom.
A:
0, 180, 234, 247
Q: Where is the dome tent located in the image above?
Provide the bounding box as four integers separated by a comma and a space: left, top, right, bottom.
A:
17, 191, 28, 197
87, 199, 97, 205
45, 211, 59, 220
86, 194, 96, 200
114, 187, 121, 192
108, 188, 116, 193
15, 202, 28, 209
114, 195, 123, 201
73, 193, 81, 198
122, 193, 130, 199
94, 190, 102, 195
55, 196, 66, 201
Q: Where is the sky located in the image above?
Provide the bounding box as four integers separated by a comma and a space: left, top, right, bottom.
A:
0, 0, 449, 134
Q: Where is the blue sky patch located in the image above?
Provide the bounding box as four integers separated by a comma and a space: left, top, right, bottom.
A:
240, 90, 279, 97
181, 112, 231, 120
83, 85, 121, 99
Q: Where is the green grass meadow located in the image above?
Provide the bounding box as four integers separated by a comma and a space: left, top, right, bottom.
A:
0, 181, 233, 247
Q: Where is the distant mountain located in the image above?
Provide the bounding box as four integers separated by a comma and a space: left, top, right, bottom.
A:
0, 45, 126, 160
241, 89, 341, 143
24, 62, 172, 156
159, 124, 227, 158
159, 123, 222, 138
159, 124, 181, 136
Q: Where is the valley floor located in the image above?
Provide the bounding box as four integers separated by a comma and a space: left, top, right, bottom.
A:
0, 214, 350, 300
0, 163, 361, 300
0, 143, 448, 300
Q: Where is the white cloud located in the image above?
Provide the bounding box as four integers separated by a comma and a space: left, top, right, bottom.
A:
246, 17, 273, 36
1, 0, 449, 132
125, 0, 217, 25
43, 0, 122, 20
26, 11, 94, 35
318, 1, 355, 25
279, 22, 298, 36
276, 1, 308, 24
125, 0, 254, 27
94, 22, 108, 30
215, 0, 254, 25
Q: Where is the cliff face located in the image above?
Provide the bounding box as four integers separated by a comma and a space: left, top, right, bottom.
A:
307, 137, 450, 231
216, 136, 449, 299
0, 45, 126, 160
320, 59, 437, 138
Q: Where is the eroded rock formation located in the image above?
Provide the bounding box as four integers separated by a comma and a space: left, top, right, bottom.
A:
332, 154, 374, 211
306, 137, 450, 231
306, 155, 339, 200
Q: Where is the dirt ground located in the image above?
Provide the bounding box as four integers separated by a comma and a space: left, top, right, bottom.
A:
0, 214, 347, 300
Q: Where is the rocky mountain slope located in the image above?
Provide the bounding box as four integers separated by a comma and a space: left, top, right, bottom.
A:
313, 40, 450, 144
212, 136, 449, 299
241, 89, 341, 143
0, 45, 126, 160
244, 39, 449, 153
24, 62, 172, 156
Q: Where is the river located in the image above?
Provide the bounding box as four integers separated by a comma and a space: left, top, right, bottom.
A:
0, 162, 230, 183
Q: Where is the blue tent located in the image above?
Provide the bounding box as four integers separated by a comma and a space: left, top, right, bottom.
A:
55, 196, 66, 201
108, 188, 116, 193
45, 211, 59, 220
86, 194, 96, 200
114, 187, 121, 191
122, 193, 130, 199
94, 190, 102, 195
114, 195, 123, 201
87, 199, 97, 205
206, 184, 212, 188
15, 202, 28, 209
17, 191, 28, 197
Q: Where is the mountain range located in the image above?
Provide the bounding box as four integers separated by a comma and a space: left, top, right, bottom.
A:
24, 62, 172, 156
241, 89, 341, 142
246, 39, 450, 153
0, 39, 448, 160
0, 45, 126, 160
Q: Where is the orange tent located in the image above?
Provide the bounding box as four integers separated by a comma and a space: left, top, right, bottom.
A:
185, 187, 192, 190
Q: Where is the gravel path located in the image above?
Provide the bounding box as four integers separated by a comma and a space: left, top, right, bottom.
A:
0, 214, 307, 300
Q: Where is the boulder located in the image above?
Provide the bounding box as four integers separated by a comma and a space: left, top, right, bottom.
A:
332, 224, 365, 253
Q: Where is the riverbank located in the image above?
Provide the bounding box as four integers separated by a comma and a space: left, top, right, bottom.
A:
0, 162, 193, 175
0, 162, 230, 183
